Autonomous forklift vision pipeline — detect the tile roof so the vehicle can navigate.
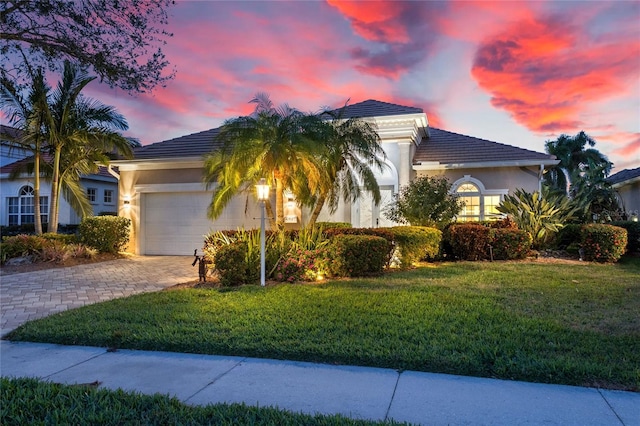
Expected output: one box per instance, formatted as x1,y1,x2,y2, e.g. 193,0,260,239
607,167,640,185
413,128,556,165
328,99,424,119
132,127,221,160
0,125,22,140
1,155,116,180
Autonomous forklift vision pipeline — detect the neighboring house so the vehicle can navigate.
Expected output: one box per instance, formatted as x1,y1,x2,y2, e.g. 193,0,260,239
607,167,640,220
0,127,120,228
110,99,559,255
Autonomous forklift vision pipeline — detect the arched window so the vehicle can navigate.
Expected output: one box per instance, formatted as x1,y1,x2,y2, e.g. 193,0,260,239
451,176,506,222
6,185,48,226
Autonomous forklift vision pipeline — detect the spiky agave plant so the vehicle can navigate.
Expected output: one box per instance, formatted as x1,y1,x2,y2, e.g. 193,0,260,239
496,188,578,249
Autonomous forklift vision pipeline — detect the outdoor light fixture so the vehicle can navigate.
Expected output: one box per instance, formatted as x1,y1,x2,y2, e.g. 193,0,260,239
123,196,131,207
256,178,270,287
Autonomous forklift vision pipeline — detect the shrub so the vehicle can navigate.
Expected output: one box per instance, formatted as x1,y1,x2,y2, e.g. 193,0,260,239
488,228,532,260
214,241,248,286
388,226,442,267
580,224,627,263
0,234,45,263
554,224,583,250
322,227,395,243
444,224,490,261
497,188,578,249
38,240,69,263
314,222,351,229
79,216,131,253
325,235,392,277
41,233,77,245
611,221,640,253
384,175,464,229
272,248,326,282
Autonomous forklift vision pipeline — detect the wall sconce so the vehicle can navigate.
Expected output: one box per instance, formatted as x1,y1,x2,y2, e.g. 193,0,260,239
123,196,131,208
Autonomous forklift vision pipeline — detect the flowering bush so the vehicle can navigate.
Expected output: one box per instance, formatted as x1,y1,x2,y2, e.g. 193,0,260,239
580,224,627,263
272,248,328,282
611,221,640,253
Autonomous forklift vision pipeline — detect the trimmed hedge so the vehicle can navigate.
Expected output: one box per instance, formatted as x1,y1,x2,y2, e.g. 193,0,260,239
611,221,640,253
314,222,351,229
79,216,131,254
322,227,395,243
441,222,533,261
444,223,491,261
325,235,392,277
580,224,627,263
488,228,532,260
554,224,583,250
389,226,442,266
214,241,248,286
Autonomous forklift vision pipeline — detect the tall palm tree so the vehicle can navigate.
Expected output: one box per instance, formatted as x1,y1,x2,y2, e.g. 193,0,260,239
1,68,50,234
35,61,133,233
305,105,387,227
544,131,613,196
204,93,325,229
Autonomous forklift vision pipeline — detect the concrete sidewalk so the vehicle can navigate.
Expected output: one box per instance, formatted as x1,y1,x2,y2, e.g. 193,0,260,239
1,340,638,425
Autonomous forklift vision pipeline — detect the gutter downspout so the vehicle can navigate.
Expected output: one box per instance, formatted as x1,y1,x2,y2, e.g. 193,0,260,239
107,164,120,180
538,164,544,194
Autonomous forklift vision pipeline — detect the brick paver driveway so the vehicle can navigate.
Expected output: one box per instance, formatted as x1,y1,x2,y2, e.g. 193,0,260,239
0,256,195,336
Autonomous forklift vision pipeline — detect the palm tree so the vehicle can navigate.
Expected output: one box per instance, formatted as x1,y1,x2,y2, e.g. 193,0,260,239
305,104,386,227
544,131,613,196
35,61,133,233
1,68,50,234
204,93,325,229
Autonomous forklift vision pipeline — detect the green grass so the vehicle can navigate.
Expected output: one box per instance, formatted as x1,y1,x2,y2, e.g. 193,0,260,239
0,378,407,425
6,258,640,391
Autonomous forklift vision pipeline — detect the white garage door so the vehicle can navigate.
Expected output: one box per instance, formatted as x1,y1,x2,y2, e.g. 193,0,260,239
143,192,259,255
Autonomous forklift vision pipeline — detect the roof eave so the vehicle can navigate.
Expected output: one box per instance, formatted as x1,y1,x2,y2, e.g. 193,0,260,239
110,156,204,171
611,175,640,188
413,159,559,171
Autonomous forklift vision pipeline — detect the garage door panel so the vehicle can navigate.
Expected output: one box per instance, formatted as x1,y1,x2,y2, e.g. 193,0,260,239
143,192,261,255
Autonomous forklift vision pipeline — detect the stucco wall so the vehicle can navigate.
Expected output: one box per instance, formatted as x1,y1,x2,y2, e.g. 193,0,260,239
616,181,640,218
415,166,541,194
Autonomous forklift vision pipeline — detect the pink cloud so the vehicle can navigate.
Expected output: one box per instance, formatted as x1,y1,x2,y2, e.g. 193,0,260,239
471,8,639,135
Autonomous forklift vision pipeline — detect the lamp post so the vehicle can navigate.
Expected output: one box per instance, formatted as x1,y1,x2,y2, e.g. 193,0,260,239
256,178,270,287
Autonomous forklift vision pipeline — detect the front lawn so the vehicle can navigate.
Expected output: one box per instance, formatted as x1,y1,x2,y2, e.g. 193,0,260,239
6,258,640,391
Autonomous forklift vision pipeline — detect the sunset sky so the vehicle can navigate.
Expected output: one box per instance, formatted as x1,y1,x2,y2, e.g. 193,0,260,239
86,0,639,173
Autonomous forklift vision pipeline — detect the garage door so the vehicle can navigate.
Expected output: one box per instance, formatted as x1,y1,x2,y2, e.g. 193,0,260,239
143,192,260,255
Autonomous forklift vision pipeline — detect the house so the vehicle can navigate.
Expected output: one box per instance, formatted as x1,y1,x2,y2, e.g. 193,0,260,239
110,99,559,255
0,126,120,229
607,167,640,220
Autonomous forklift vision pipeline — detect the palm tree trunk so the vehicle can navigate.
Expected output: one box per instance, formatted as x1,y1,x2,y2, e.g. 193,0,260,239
265,199,276,230
275,178,284,229
49,147,62,234
33,151,43,234
307,193,327,228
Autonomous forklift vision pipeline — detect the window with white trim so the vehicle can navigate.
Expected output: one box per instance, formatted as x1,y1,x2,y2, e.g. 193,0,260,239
452,176,506,222
6,185,48,226
104,189,114,204
87,188,97,203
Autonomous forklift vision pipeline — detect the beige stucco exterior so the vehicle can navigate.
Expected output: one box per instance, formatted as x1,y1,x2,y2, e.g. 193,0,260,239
112,110,556,255
614,179,640,219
